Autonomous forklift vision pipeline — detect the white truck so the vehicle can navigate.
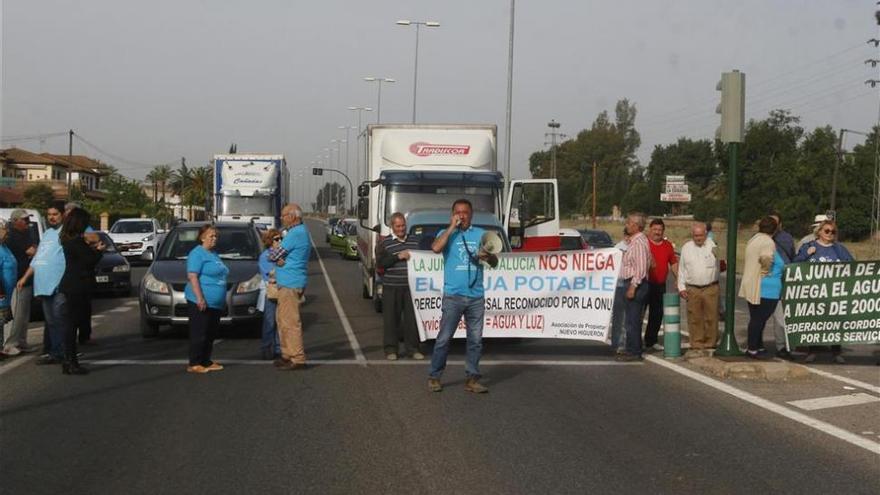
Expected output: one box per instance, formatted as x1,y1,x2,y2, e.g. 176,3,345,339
213,153,289,229
356,124,560,311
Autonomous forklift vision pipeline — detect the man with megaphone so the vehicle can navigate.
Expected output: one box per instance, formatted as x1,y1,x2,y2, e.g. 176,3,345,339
427,199,495,394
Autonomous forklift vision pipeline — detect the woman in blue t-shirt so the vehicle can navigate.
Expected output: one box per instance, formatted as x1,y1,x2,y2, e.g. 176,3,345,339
257,228,282,360
793,220,854,364
185,225,229,374
0,220,18,350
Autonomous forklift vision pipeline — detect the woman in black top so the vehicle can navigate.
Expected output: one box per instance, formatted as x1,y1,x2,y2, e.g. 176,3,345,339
58,208,104,375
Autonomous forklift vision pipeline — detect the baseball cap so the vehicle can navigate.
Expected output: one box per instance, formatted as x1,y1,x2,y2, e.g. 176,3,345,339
9,209,30,221
811,214,829,226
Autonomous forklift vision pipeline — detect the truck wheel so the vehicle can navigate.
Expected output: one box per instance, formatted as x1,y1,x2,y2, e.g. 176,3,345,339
140,311,159,338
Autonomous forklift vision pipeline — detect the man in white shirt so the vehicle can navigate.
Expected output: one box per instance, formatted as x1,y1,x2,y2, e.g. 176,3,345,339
677,223,720,349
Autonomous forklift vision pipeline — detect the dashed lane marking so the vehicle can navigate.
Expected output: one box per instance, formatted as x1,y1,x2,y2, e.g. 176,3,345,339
644,355,880,456
310,235,366,364
787,393,880,411
0,355,37,376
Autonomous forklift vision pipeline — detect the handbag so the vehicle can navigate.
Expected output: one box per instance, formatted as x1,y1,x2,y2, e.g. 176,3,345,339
266,281,279,301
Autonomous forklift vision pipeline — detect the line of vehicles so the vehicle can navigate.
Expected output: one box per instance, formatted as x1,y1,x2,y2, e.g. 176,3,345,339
0,123,612,337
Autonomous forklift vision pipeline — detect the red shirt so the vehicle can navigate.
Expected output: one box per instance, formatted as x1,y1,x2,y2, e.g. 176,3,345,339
648,239,678,284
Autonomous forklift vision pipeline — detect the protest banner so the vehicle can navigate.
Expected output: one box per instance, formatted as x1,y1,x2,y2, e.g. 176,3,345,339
407,249,622,342
782,261,880,348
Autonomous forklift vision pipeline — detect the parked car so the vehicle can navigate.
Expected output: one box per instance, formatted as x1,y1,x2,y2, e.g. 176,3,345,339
108,218,165,263
138,221,263,337
93,232,131,296
325,217,341,242
577,228,614,249
329,219,358,259
559,228,589,250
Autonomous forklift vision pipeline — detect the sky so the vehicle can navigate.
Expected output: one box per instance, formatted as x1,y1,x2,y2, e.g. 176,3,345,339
1,0,877,205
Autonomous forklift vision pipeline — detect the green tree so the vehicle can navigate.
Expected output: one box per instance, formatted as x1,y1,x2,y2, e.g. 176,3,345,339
21,183,55,211
645,138,717,215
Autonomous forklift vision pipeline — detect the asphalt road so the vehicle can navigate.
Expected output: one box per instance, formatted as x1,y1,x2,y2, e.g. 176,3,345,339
1,219,878,494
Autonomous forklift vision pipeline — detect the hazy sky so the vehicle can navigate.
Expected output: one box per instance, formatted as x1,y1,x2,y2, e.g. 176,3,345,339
1,0,877,204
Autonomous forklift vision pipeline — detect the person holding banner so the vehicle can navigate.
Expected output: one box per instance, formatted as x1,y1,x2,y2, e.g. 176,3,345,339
740,216,783,359
793,219,853,364
427,199,494,393
769,212,795,359
377,212,423,361
618,212,650,361
610,228,631,354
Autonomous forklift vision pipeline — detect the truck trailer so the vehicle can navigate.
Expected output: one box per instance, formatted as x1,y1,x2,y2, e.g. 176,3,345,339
213,153,288,229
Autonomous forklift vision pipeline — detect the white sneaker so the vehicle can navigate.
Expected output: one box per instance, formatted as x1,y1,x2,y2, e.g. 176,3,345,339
651,343,664,352
3,345,21,356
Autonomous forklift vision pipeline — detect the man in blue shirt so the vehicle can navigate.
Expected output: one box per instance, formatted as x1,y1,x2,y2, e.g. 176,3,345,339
428,199,494,394
270,204,311,370
18,202,66,364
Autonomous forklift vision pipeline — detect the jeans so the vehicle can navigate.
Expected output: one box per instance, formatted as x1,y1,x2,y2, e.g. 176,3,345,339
429,295,484,379
644,282,666,347
260,298,280,355
624,281,650,356
772,301,787,351
41,292,65,359
610,283,628,350
747,298,779,351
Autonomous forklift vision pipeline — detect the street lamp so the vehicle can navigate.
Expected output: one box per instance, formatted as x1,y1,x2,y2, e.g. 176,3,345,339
331,139,347,214
503,0,516,195
363,77,395,123
348,106,373,184
339,125,356,190
396,19,440,124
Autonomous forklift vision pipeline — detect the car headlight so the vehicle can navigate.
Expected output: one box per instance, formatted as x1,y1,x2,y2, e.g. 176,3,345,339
143,272,169,294
113,264,131,273
142,234,155,242
236,273,262,293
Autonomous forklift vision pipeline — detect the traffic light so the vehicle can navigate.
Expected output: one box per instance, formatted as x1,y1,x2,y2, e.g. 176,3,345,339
716,70,745,143
312,167,323,176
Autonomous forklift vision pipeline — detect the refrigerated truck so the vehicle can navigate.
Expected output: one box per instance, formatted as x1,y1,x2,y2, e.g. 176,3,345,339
355,124,560,310
213,153,288,229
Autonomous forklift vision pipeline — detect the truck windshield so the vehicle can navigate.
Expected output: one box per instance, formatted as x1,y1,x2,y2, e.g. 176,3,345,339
385,184,496,226
220,196,274,217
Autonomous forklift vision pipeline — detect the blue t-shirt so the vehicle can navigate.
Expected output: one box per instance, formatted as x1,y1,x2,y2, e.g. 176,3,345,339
275,223,311,289
258,249,274,281
184,245,229,309
438,226,486,298
32,226,65,297
760,251,784,300
794,241,854,263
0,244,18,309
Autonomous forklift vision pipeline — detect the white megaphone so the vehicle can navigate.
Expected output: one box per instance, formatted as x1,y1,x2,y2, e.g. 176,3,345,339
478,231,503,268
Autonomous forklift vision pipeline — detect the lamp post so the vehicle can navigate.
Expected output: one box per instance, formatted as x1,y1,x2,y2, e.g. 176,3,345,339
338,125,356,194
503,0,516,195
348,106,373,185
396,19,440,124
363,77,395,123
331,139,347,214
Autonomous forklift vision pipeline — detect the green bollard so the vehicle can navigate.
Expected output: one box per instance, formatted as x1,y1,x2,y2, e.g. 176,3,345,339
663,292,682,358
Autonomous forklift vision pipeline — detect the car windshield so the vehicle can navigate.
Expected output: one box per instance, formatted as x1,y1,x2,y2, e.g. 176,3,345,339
158,227,260,260
111,221,153,234
220,195,274,216
385,184,496,226
407,224,509,252
96,233,118,253
579,230,613,247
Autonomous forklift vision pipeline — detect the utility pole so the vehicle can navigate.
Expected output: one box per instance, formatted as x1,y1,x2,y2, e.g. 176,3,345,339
503,0,515,196
592,162,598,228
67,129,74,196
544,120,565,178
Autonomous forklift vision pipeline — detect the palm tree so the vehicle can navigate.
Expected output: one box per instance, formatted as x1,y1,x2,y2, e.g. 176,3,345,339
150,164,173,205
169,163,191,219
145,170,159,204
188,166,213,219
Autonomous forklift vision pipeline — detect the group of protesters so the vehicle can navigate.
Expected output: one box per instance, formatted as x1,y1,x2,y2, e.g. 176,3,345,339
609,210,855,363
0,202,103,375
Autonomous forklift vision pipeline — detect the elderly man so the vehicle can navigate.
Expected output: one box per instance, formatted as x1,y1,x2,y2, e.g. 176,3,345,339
376,212,423,360
677,223,721,350
3,209,37,355
618,212,650,361
270,204,312,370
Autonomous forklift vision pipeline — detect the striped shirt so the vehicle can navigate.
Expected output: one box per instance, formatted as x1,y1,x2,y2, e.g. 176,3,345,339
377,235,420,287
621,231,649,287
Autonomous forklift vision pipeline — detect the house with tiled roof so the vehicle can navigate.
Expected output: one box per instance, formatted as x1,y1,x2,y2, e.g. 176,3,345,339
0,147,110,205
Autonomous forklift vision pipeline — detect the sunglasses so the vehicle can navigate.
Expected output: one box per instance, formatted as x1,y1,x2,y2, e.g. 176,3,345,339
821,229,836,234
272,237,281,242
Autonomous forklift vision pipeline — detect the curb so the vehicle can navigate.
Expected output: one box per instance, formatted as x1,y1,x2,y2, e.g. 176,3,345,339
684,352,811,381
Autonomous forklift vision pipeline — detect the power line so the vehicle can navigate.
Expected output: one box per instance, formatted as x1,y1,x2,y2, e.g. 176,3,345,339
0,131,68,143
72,133,176,171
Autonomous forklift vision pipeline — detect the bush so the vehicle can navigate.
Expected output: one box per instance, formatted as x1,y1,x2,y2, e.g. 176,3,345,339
21,184,55,211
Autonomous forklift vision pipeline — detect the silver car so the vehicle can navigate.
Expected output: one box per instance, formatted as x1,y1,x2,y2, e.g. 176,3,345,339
138,222,264,337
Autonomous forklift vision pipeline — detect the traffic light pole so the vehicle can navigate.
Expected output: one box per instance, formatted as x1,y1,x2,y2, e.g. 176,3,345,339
715,141,743,356
313,167,354,214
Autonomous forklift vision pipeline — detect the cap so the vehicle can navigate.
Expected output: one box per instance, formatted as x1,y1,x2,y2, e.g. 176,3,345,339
9,209,29,221
811,214,829,226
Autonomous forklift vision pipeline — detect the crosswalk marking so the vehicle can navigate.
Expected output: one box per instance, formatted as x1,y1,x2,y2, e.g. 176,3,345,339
786,393,880,411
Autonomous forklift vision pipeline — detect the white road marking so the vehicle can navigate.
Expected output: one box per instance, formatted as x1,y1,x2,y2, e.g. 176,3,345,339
107,307,130,313
644,355,880,456
843,386,856,391
125,300,139,306
787,393,880,411
310,236,366,364
80,358,641,367
864,431,876,435
803,366,880,395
